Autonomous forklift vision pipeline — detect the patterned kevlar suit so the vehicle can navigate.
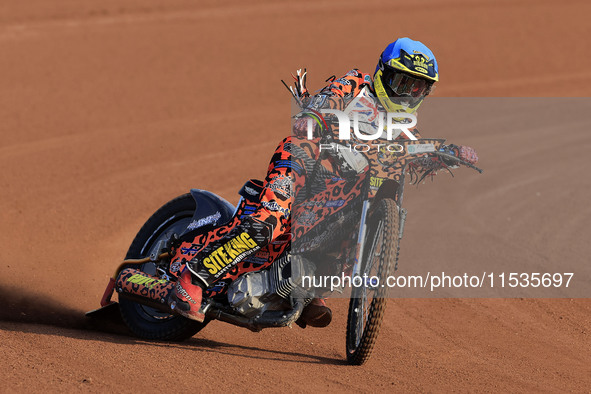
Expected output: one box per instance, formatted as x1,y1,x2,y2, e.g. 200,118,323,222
173,69,421,288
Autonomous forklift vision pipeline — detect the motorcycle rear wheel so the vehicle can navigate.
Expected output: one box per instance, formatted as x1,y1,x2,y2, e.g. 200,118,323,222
119,194,208,341
346,198,399,365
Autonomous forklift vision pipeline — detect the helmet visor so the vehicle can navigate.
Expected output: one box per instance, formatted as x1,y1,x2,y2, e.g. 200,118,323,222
382,68,434,99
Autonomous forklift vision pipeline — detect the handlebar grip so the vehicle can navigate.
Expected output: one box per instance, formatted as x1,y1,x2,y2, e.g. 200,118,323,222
435,152,483,173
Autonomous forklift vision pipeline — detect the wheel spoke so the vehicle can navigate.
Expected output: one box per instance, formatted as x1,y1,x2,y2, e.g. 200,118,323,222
135,218,192,322
354,217,386,347
346,199,398,364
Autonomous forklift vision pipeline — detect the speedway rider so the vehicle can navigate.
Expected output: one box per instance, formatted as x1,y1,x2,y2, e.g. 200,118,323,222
168,37,479,327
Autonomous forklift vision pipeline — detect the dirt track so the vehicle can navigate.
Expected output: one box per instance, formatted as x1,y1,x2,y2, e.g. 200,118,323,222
1,0,590,391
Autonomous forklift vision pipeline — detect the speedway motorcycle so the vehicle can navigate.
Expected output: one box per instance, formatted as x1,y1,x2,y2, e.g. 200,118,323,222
87,83,482,366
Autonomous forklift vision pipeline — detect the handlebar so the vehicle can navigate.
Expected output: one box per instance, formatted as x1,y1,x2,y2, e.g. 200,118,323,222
432,151,484,173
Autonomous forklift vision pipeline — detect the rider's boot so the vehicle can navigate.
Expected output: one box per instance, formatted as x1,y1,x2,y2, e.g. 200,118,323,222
169,270,333,328
296,297,332,328
168,268,206,322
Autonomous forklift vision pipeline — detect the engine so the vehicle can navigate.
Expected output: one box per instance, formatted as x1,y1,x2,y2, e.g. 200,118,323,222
227,254,316,318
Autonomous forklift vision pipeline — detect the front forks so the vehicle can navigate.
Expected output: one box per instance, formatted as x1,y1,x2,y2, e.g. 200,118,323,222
352,201,407,278
352,200,370,277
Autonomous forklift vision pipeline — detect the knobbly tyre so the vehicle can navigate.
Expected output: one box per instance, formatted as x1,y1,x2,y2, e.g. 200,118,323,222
87,87,482,367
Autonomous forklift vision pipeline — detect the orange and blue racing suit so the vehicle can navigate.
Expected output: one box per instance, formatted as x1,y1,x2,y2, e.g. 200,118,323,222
172,69,421,289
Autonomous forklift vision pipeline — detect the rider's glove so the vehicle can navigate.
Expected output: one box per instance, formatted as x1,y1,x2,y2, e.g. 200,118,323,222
459,145,478,164
293,116,313,138
293,113,321,138
440,144,479,165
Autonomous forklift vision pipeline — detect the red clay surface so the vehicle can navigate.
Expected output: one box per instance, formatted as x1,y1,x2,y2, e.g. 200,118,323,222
1,0,590,391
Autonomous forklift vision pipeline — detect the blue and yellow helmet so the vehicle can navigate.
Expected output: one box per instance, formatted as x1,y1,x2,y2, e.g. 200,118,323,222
374,38,438,114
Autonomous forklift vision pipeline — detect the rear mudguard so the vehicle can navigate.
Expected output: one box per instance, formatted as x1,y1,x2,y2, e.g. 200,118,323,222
180,189,236,238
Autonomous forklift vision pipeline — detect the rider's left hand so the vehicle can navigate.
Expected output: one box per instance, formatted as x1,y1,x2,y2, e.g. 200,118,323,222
459,145,478,164
293,116,316,138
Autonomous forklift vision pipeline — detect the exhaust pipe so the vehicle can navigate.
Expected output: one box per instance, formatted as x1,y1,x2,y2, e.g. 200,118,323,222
206,300,305,332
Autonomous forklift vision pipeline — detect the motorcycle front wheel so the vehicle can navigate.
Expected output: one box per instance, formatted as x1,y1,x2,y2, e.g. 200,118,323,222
118,194,209,341
346,198,399,365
